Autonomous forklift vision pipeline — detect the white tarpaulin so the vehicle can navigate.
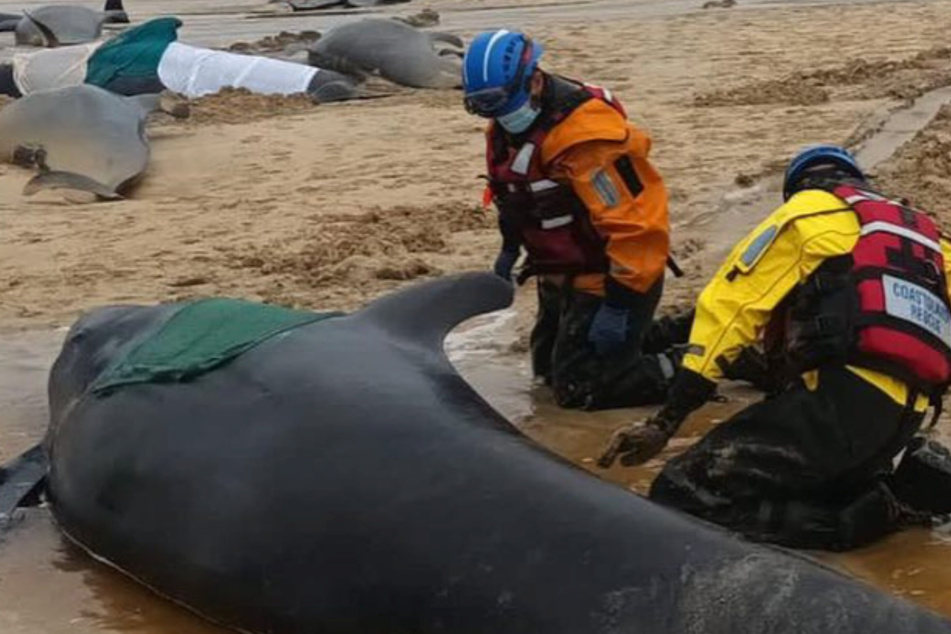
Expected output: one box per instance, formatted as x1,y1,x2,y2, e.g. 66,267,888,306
157,42,319,98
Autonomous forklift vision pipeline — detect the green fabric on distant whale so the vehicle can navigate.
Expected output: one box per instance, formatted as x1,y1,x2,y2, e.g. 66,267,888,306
85,17,180,87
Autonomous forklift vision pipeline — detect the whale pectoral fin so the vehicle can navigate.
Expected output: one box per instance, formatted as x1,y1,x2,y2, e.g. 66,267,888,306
355,272,514,350
0,443,47,531
23,11,60,47
308,51,370,80
23,171,122,200
428,31,464,50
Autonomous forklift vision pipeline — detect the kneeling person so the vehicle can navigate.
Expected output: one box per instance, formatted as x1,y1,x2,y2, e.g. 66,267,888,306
601,145,951,550
463,29,686,411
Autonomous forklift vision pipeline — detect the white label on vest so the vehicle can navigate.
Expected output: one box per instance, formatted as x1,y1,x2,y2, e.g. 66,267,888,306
882,274,951,346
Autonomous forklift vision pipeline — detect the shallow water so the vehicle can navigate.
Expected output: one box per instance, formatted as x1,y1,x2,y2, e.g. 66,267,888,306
0,510,230,634
854,85,951,171
0,329,63,463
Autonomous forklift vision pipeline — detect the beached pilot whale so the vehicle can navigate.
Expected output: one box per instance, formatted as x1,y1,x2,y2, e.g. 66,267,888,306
307,18,462,89
0,0,130,47
42,273,951,633
0,84,187,200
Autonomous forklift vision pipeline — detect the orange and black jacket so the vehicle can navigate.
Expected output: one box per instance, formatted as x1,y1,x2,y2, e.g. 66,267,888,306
485,75,671,305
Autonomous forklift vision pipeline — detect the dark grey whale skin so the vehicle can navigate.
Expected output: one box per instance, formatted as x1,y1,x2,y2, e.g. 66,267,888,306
44,272,951,634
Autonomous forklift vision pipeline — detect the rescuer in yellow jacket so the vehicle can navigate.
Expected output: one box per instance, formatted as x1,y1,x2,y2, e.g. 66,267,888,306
463,30,689,410
600,145,951,551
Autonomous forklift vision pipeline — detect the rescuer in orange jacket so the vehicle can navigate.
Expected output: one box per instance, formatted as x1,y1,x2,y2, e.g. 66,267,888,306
463,29,689,410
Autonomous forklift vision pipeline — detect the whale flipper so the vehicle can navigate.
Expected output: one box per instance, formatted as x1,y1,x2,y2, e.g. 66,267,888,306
0,444,47,532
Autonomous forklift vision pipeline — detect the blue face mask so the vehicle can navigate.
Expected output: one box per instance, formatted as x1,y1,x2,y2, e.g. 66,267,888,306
497,99,541,134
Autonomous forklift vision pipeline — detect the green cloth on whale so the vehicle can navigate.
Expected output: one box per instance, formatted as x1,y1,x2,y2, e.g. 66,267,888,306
91,298,342,393
85,17,181,88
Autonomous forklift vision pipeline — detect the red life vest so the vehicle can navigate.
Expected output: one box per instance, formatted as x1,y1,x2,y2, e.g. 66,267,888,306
784,183,951,394
840,184,951,390
484,77,626,277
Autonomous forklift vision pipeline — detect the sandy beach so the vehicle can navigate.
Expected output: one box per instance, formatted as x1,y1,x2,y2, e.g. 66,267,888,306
4,0,951,630
4,1,951,331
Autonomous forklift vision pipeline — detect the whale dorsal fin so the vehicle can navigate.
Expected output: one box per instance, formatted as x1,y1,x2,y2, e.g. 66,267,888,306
354,272,513,351
23,11,60,47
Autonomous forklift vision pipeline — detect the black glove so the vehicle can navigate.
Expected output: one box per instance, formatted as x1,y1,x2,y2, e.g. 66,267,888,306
493,249,519,281
598,369,717,468
657,368,718,423
722,346,786,394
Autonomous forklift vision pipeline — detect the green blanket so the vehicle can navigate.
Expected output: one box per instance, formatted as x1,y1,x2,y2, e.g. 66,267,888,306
91,298,342,393
85,17,181,88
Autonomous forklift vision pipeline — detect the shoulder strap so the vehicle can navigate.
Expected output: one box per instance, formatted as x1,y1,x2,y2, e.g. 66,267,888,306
537,75,594,131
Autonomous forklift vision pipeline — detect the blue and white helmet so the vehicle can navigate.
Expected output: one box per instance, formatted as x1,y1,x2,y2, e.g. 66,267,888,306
783,144,865,200
463,29,544,118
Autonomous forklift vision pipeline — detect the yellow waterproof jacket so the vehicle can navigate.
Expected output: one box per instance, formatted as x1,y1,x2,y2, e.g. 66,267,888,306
684,188,951,409
533,98,671,296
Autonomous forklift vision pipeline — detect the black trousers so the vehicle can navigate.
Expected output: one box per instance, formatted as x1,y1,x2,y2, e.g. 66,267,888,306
650,366,924,551
530,279,686,410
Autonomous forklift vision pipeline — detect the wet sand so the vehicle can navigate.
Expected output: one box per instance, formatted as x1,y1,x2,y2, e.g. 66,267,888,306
4,0,951,630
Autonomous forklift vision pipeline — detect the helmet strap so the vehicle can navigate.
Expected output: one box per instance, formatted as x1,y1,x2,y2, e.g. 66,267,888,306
795,165,867,195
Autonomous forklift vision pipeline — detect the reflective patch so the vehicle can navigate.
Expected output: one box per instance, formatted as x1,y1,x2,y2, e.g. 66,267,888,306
883,274,951,345
541,215,573,229
658,353,675,380
844,190,887,205
511,143,535,175
738,225,779,271
592,169,620,207
530,179,559,192
860,221,941,253
686,344,706,357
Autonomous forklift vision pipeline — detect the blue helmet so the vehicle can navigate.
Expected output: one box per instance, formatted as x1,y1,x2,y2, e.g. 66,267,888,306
783,144,865,201
463,30,544,118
